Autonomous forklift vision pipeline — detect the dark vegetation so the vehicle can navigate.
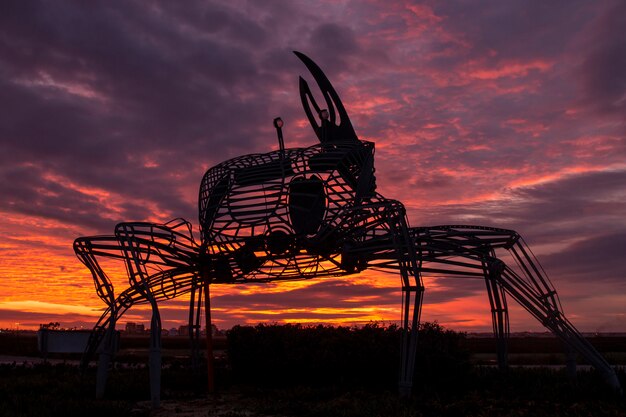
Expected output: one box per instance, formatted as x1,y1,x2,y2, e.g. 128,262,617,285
227,322,470,391
1,324,625,416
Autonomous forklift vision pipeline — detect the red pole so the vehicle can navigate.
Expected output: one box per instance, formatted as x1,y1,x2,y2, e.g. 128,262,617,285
204,282,215,394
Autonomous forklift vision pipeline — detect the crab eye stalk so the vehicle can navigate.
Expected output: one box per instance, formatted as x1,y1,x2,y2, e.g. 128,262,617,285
318,109,330,142
273,117,285,155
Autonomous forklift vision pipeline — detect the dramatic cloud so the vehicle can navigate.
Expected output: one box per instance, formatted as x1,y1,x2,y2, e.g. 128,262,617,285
1,0,624,332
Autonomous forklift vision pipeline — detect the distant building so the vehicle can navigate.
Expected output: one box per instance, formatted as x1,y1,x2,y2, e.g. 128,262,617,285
125,322,145,334
163,324,221,337
178,325,190,337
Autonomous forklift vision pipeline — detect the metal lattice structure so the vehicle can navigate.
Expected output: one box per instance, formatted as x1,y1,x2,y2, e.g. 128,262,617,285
75,52,622,405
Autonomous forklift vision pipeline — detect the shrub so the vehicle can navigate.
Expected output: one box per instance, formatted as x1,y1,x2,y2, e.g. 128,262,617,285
226,322,469,389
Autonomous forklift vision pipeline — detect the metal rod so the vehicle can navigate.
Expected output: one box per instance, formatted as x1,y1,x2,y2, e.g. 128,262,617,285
204,282,215,394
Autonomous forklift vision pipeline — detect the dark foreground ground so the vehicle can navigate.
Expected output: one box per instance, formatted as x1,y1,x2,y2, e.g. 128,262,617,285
1,324,625,417
1,363,625,417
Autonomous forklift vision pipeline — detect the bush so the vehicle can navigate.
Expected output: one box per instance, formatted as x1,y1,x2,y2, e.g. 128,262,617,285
413,322,471,391
227,322,469,389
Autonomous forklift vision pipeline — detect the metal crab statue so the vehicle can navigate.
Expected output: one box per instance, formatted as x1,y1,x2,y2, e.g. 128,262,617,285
75,52,621,405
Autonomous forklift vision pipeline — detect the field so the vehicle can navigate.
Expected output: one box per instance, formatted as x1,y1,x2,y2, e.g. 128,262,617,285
1,324,625,416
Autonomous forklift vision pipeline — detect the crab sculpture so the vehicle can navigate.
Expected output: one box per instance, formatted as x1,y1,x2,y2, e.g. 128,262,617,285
75,52,621,405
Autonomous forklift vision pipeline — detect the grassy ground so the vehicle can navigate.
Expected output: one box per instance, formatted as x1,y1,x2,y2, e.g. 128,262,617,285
0,363,140,417
1,363,625,417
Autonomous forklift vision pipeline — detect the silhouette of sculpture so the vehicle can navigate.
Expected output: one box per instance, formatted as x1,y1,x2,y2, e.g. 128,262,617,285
75,52,621,405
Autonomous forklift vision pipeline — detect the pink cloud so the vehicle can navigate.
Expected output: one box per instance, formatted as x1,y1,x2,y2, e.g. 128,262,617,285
0,0,624,334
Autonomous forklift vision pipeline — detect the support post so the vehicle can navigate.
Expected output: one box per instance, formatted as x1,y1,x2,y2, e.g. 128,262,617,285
188,282,203,374
484,259,510,370
204,282,215,394
399,283,422,397
96,319,116,399
148,308,162,408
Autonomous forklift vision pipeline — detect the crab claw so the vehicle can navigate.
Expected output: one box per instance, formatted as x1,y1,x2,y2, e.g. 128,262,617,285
294,51,359,143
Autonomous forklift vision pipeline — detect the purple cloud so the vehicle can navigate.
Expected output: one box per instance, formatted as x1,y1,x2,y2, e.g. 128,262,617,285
0,0,624,332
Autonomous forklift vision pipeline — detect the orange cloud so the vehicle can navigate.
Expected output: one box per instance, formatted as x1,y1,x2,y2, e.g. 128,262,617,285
465,59,554,80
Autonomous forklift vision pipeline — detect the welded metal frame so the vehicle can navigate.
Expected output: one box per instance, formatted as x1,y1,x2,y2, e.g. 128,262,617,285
75,52,621,405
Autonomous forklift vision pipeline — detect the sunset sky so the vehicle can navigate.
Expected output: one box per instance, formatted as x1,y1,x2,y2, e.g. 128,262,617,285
1,1,625,333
